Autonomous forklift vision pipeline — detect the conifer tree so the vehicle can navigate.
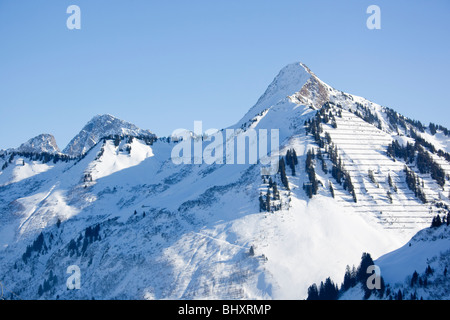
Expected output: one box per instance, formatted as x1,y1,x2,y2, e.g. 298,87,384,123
266,188,271,212
278,158,289,190
425,265,433,276
329,182,335,198
114,135,121,147
292,149,298,165
272,182,279,200
350,188,357,203
318,277,339,300
429,123,437,135
387,191,393,204
259,193,266,212
368,169,378,187
286,149,296,176
356,252,375,284
388,173,394,188
431,215,442,228
290,162,296,176
306,284,319,300
411,271,419,287
342,265,355,291
305,150,319,197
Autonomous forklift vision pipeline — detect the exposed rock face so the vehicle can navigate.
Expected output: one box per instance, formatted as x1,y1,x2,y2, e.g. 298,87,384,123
63,114,156,156
17,134,60,154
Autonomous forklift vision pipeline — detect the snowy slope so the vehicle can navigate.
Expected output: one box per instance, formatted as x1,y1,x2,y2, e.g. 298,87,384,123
0,62,449,300
337,223,450,300
377,224,450,286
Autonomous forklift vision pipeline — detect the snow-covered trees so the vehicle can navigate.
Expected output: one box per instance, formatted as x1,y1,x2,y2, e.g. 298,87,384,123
22,232,47,263
306,252,385,300
306,277,339,300
387,191,393,204
304,149,319,198
329,182,335,198
81,224,101,254
387,133,446,189
259,150,297,212
387,140,415,163
259,193,266,212
416,147,446,188
285,149,298,176
430,215,443,228
278,158,289,191
368,169,379,187
429,123,437,135
265,188,271,212
388,173,393,188
317,149,328,174
342,265,357,291
404,166,427,203
37,270,58,297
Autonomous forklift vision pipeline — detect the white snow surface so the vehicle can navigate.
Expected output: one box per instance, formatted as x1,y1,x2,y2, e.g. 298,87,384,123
376,225,450,285
0,62,449,300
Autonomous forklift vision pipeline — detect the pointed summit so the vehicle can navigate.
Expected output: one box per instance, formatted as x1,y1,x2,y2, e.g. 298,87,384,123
235,62,330,128
255,62,314,109
63,114,156,157
17,134,60,154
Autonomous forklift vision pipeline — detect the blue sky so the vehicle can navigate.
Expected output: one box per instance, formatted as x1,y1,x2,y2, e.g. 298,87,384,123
0,0,449,150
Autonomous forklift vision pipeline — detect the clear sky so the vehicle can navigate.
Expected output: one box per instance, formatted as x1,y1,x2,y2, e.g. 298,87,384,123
0,0,449,150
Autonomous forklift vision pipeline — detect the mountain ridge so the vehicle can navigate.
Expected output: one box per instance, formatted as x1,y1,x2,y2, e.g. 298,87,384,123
62,114,157,157
0,61,449,300
17,133,60,154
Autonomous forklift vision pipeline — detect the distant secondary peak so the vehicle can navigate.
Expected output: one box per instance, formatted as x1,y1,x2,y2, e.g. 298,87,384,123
62,114,156,157
17,134,60,154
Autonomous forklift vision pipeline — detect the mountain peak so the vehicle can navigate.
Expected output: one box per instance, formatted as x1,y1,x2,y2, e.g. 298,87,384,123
17,133,60,154
257,62,314,105
62,114,156,157
279,61,314,76
90,113,117,122
234,62,326,128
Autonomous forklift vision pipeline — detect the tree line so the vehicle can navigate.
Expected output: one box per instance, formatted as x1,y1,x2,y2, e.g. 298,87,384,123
307,252,385,300
259,149,297,212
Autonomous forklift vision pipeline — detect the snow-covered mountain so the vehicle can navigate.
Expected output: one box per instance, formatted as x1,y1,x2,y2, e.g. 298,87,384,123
62,114,156,157
0,62,449,300
235,62,327,130
0,134,60,155
310,221,450,300
16,134,60,154
375,221,450,300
